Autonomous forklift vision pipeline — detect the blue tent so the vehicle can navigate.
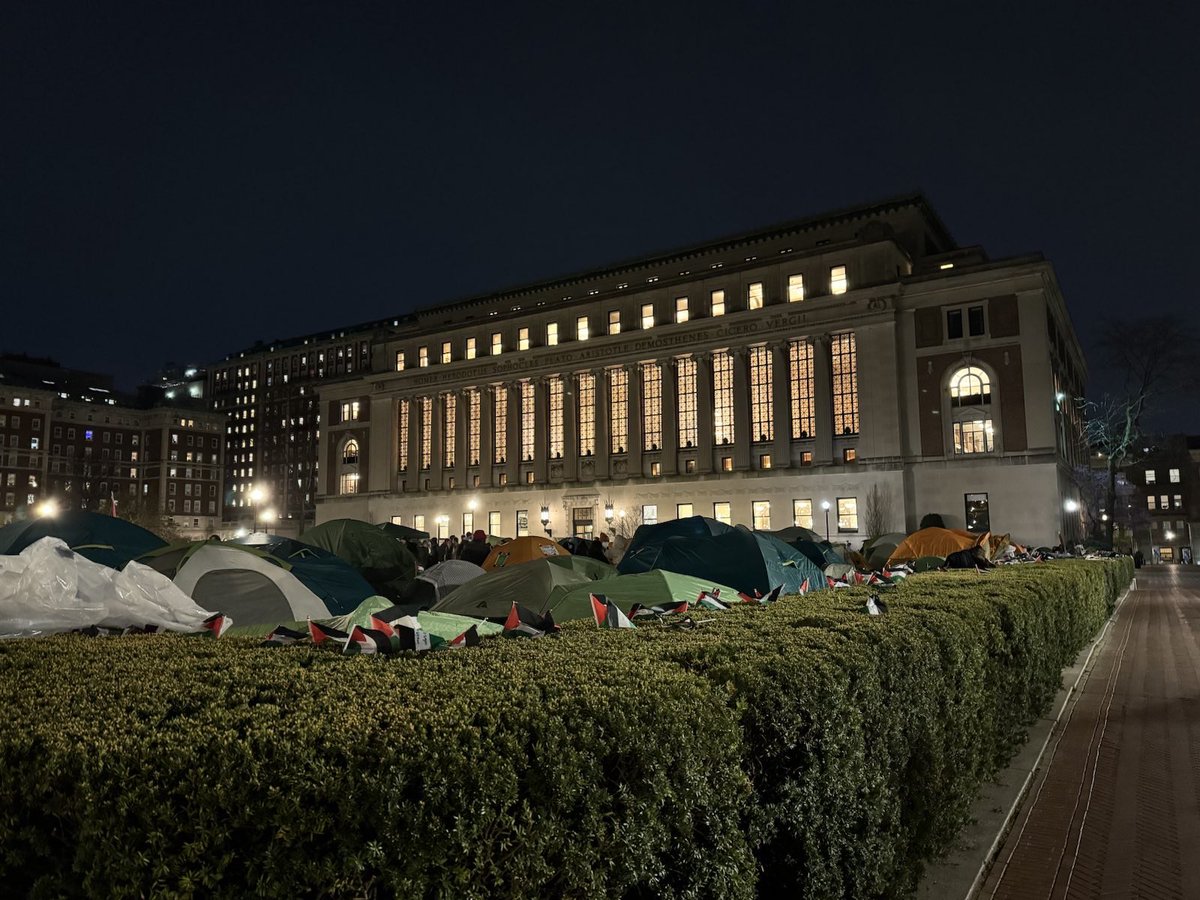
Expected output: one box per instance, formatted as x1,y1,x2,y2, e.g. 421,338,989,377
228,534,377,615
0,509,166,570
618,516,825,595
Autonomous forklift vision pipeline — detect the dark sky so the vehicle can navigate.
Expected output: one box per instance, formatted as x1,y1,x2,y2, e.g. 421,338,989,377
3,2,1197,425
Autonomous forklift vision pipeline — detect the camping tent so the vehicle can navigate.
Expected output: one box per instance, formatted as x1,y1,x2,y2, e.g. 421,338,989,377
767,525,825,545
226,534,377,612
0,509,167,571
433,556,614,619
331,596,504,640
397,559,486,609
169,543,344,624
619,517,825,595
862,532,908,569
886,528,989,565
482,535,569,571
788,539,846,570
545,570,743,622
298,519,417,595
377,522,430,541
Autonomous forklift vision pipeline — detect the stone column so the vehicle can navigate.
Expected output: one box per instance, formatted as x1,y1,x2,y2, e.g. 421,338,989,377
626,363,643,476
661,357,679,475
505,382,521,486
594,369,610,479
367,395,392,493
563,374,578,482
429,393,444,489
534,376,549,483
771,342,792,468
695,352,714,475
812,335,834,465
731,347,752,470
454,389,468,489
405,397,422,494
478,385,494,488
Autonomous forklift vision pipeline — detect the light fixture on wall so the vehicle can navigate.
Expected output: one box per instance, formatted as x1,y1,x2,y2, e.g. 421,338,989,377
604,500,614,524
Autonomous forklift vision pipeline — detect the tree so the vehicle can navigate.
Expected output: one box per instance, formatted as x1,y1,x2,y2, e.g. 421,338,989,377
1080,316,1193,547
111,497,183,543
862,484,893,539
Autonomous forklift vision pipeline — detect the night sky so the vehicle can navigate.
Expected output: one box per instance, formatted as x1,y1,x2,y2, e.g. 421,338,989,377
3,2,1197,427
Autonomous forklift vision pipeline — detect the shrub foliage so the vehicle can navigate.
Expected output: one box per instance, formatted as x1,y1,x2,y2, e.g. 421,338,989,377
0,559,1130,898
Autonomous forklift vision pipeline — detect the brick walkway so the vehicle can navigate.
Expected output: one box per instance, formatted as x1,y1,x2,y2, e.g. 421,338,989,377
979,566,1200,900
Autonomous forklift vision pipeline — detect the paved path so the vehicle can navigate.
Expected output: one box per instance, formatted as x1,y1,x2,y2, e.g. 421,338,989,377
979,566,1200,900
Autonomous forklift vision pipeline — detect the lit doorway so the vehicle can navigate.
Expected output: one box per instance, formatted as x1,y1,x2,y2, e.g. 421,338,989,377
573,507,594,538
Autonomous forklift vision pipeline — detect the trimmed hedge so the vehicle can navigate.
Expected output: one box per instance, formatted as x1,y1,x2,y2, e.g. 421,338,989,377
0,559,1131,898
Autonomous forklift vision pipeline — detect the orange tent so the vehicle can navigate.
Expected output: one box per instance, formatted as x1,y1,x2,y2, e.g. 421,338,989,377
482,535,569,571
887,527,990,564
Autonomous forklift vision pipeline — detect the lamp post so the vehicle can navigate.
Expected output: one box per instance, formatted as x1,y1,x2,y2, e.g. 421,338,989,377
260,509,276,534
35,499,59,519
249,486,265,533
821,500,831,541
540,505,551,537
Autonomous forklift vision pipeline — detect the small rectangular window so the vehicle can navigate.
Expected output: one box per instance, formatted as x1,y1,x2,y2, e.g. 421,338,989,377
1160,495,1169,509
641,304,655,330
711,290,725,317
441,341,452,364
1169,468,1180,483
947,310,964,340
677,502,693,519
793,499,813,529
491,332,503,355
713,501,732,525
1147,496,1156,510
830,265,848,295
466,337,477,360
843,447,856,463
759,453,772,469
787,274,805,303
836,497,858,532
965,493,991,532
800,451,813,466
576,316,589,341
1173,494,1183,509
1145,469,1157,484
546,323,559,346
650,461,661,476
968,306,985,336
675,297,689,323
641,504,658,525
721,456,733,472
519,328,530,351
752,500,771,530
748,282,764,310
419,346,429,368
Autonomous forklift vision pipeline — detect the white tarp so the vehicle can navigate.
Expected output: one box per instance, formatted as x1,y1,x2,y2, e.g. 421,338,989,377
0,537,217,638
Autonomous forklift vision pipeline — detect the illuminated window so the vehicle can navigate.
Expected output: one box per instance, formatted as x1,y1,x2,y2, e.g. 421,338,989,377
493,387,508,463
793,499,813,529
419,397,432,469
340,401,360,422
789,340,815,439
609,368,629,453
760,454,772,468
641,303,655,330
462,512,474,534
711,290,725,316
397,400,409,471
414,514,425,533
748,282,764,310
520,382,535,462
518,328,530,352
441,341,452,364
608,310,621,335
642,504,658,525
830,265,848,295
419,346,429,368
488,510,501,534
713,352,735,446
788,274,805,303
1147,495,1156,511
1170,468,1181,483
949,367,991,406
953,421,994,454
831,332,859,435
546,323,559,346
576,316,589,341
467,390,480,465
750,346,773,442
466,337,477,360
677,357,698,449
491,332,503,356
342,439,359,464
675,297,689,323
548,376,564,458
713,501,732,525
642,363,662,451
443,394,456,468
339,473,359,494
685,459,696,474
516,509,529,537
650,461,661,476
677,502,694,519
752,500,771,530
578,373,595,457
1145,469,1158,484
837,497,858,531
948,366,993,454
395,351,406,371
843,448,856,463
1174,494,1183,509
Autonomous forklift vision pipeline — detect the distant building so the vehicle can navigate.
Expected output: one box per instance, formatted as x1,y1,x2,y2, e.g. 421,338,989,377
1124,435,1199,563
0,354,224,539
291,194,1088,548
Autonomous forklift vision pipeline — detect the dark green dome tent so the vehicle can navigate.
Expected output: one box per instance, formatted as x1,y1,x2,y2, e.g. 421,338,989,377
0,509,166,570
299,518,417,598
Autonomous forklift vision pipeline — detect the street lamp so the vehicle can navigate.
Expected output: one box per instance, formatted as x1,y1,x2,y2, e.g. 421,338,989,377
35,499,58,518
249,485,267,533
1064,499,1079,513
540,505,552,537
260,509,276,533
821,500,831,540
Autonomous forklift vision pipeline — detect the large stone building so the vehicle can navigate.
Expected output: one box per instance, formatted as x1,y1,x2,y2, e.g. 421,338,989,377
0,355,225,539
309,194,1087,548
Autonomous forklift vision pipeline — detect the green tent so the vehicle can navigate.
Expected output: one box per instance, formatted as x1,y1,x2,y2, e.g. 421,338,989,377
299,518,417,596
328,596,503,640
377,522,429,541
0,509,166,570
546,570,743,622
432,555,614,619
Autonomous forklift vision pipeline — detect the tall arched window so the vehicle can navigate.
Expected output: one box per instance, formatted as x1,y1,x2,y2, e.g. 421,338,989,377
947,366,994,454
339,438,360,493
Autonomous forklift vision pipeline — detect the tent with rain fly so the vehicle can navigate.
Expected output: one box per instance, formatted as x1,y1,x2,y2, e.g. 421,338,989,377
298,518,417,595
396,559,486,610
886,527,990,565
226,534,377,612
545,570,743,622
0,509,167,571
786,539,846,570
377,522,430,541
766,525,825,545
557,536,609,562
862,532,908,569
433,555,614,619
618,516,825,595
167,543,352,625
482,535,569,571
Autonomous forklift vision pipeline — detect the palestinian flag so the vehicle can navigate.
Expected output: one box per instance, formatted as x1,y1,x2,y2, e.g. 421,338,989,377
449,625,481,648
695,591,730,611
762,585,782,603
395,623,432,652
737,589,767,605
308,620,349,646
798,578,811,595
503,602,556,638
865,594,889,616
590,594,635,629
368,615,398,638
629,599,689,618
262,624,308,647
201,612,231,638
852,570,865,585
343,625,395,655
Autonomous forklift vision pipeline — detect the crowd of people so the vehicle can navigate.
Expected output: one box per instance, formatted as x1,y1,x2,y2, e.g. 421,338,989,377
406,531,616,570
